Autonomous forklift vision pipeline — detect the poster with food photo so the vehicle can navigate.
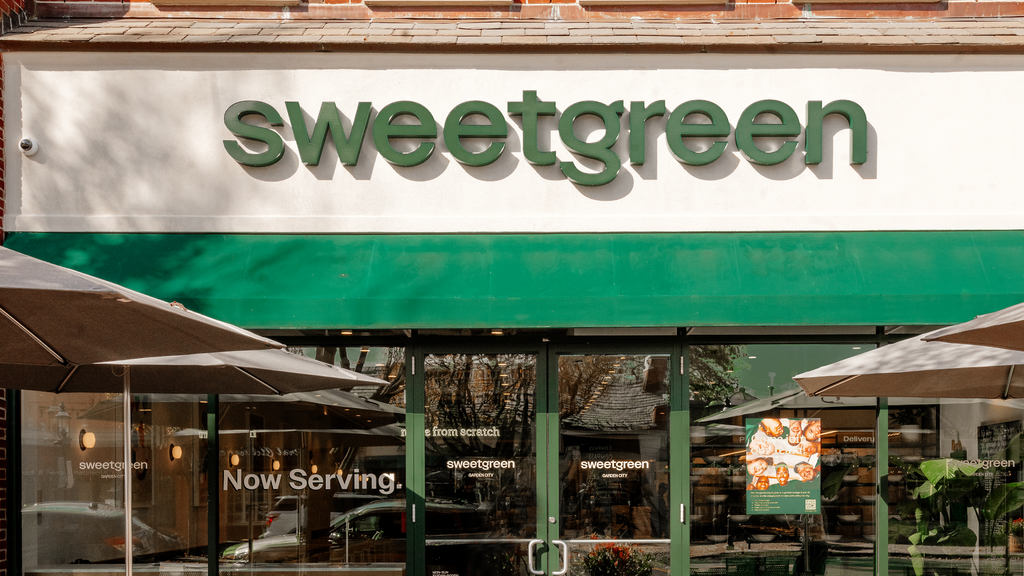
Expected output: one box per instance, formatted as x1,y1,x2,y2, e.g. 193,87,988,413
745,417,821,515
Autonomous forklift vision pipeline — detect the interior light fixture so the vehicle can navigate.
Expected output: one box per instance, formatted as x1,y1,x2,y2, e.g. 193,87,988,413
341,330,353,335
491,329,503,335
79,430,96,451
272,460,281,471
311,464,318,474
169,444,182,461
230,454,240,467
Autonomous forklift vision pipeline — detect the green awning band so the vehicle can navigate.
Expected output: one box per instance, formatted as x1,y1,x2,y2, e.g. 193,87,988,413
5,231,1024,330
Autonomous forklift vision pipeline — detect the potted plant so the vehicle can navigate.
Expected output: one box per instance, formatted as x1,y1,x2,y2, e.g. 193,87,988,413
1004,519,1024,553
890,408,929,444
582,541,653,576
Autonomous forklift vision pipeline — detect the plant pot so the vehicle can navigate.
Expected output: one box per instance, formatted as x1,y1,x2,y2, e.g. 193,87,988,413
899,425,922,444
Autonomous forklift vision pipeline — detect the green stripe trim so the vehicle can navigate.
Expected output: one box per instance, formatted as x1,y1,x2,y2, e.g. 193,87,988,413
5,231,1024,329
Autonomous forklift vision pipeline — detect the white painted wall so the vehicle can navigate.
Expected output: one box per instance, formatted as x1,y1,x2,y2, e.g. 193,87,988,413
5,52,1024,234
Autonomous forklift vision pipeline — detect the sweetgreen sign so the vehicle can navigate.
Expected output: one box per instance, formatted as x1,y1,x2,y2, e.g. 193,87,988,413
223,91,867,187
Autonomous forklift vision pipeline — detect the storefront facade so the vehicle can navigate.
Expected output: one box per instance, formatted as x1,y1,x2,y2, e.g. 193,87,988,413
5,23,1024,576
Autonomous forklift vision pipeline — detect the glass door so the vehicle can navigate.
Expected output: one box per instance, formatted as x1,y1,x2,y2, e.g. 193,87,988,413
417,350,545,576
553,352,676,576
411,345,682,576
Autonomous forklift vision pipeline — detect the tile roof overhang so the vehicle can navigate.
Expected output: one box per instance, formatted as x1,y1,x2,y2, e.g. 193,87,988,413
6,17,1024,52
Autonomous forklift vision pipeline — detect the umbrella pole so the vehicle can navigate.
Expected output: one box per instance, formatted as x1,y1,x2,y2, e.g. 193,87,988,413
124,368,133,576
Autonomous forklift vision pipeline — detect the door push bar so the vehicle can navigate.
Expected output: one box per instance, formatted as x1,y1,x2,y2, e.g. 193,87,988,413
552,541,569,576
527,540,570,576
527,540,544,575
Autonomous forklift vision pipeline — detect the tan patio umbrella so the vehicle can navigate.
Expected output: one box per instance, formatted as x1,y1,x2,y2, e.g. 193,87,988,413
794,331,1024,399
923,302,1024,352
0,247,362,576
0,246,283,366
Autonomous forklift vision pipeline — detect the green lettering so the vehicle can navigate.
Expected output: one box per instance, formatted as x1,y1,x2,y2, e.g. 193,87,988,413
507,90,557,166
223,101,285,168
628,101,667,165
558,100,625,187
443,101,508,167
286,101,371,166
373,101,437,167
735,100,801,166
805,100,868,165
666,100,730,166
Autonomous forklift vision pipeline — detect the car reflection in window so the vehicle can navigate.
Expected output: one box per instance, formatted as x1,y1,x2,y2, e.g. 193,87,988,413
222,500,485,565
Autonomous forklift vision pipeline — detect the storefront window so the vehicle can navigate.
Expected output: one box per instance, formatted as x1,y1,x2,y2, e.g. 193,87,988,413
218,346,406,573
887,399,1024,576
21,391,207,573
690,344,874,576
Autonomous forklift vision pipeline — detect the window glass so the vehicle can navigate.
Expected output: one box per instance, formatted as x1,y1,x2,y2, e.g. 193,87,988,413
21,391,206,572
423,353,537,576
887,399,1024,576
690,344,874,576
218,346,406,572
560,354,671,576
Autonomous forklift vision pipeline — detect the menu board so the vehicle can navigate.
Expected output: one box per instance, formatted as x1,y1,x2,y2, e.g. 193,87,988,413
745,417,822,515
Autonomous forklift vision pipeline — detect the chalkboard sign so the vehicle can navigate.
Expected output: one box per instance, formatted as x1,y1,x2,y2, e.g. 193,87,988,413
979,420,1023,463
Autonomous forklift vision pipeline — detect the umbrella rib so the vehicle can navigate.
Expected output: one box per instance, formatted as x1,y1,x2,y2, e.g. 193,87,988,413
813,374,860,396
0,303,67,365
55,365,79,394
1004,365,1016,400
233,366,282,395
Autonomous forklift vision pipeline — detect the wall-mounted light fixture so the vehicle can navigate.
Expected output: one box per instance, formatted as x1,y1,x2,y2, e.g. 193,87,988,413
230,453,240,467
311,464,318,474
272,459,281,471
169,444,183,461
79,429,96,451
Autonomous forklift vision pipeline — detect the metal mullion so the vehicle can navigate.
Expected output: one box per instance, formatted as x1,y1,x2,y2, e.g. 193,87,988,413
207,394,219,576
540,346,558,574
407,347,426,576
876,398,889,576
670,343,689,576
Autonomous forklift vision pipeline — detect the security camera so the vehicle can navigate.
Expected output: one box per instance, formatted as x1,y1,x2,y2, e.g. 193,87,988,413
20,138,39,156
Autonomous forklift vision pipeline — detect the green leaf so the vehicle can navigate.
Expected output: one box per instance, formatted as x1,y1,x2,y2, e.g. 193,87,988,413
920,458,981,484
822,469,848,499
913,481,937,499
984,482,1024,521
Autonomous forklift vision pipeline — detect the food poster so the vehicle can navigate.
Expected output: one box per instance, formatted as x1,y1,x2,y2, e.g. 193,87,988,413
745,417,821,515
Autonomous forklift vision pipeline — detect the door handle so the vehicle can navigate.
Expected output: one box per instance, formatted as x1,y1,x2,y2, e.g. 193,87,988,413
526,539,544,576
552,540,569,576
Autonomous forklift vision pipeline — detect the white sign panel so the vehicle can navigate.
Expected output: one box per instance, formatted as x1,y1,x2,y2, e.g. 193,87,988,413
6,52,1024,234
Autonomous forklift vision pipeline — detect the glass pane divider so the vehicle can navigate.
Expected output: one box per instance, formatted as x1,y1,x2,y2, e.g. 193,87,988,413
407,347,426,576
672,343,689,576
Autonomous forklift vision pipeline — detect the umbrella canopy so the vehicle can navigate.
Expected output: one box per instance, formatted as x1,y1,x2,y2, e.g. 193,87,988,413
0,246,282,367
923,302,1024,352
1,349,385,394
794,333,1024,399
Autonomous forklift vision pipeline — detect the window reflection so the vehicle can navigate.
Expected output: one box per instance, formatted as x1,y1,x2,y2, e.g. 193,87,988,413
888,400,1024,576
560,354,671,576
22,392,206,571
218,346,407,572
691,345,874,576
423,353,538,576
